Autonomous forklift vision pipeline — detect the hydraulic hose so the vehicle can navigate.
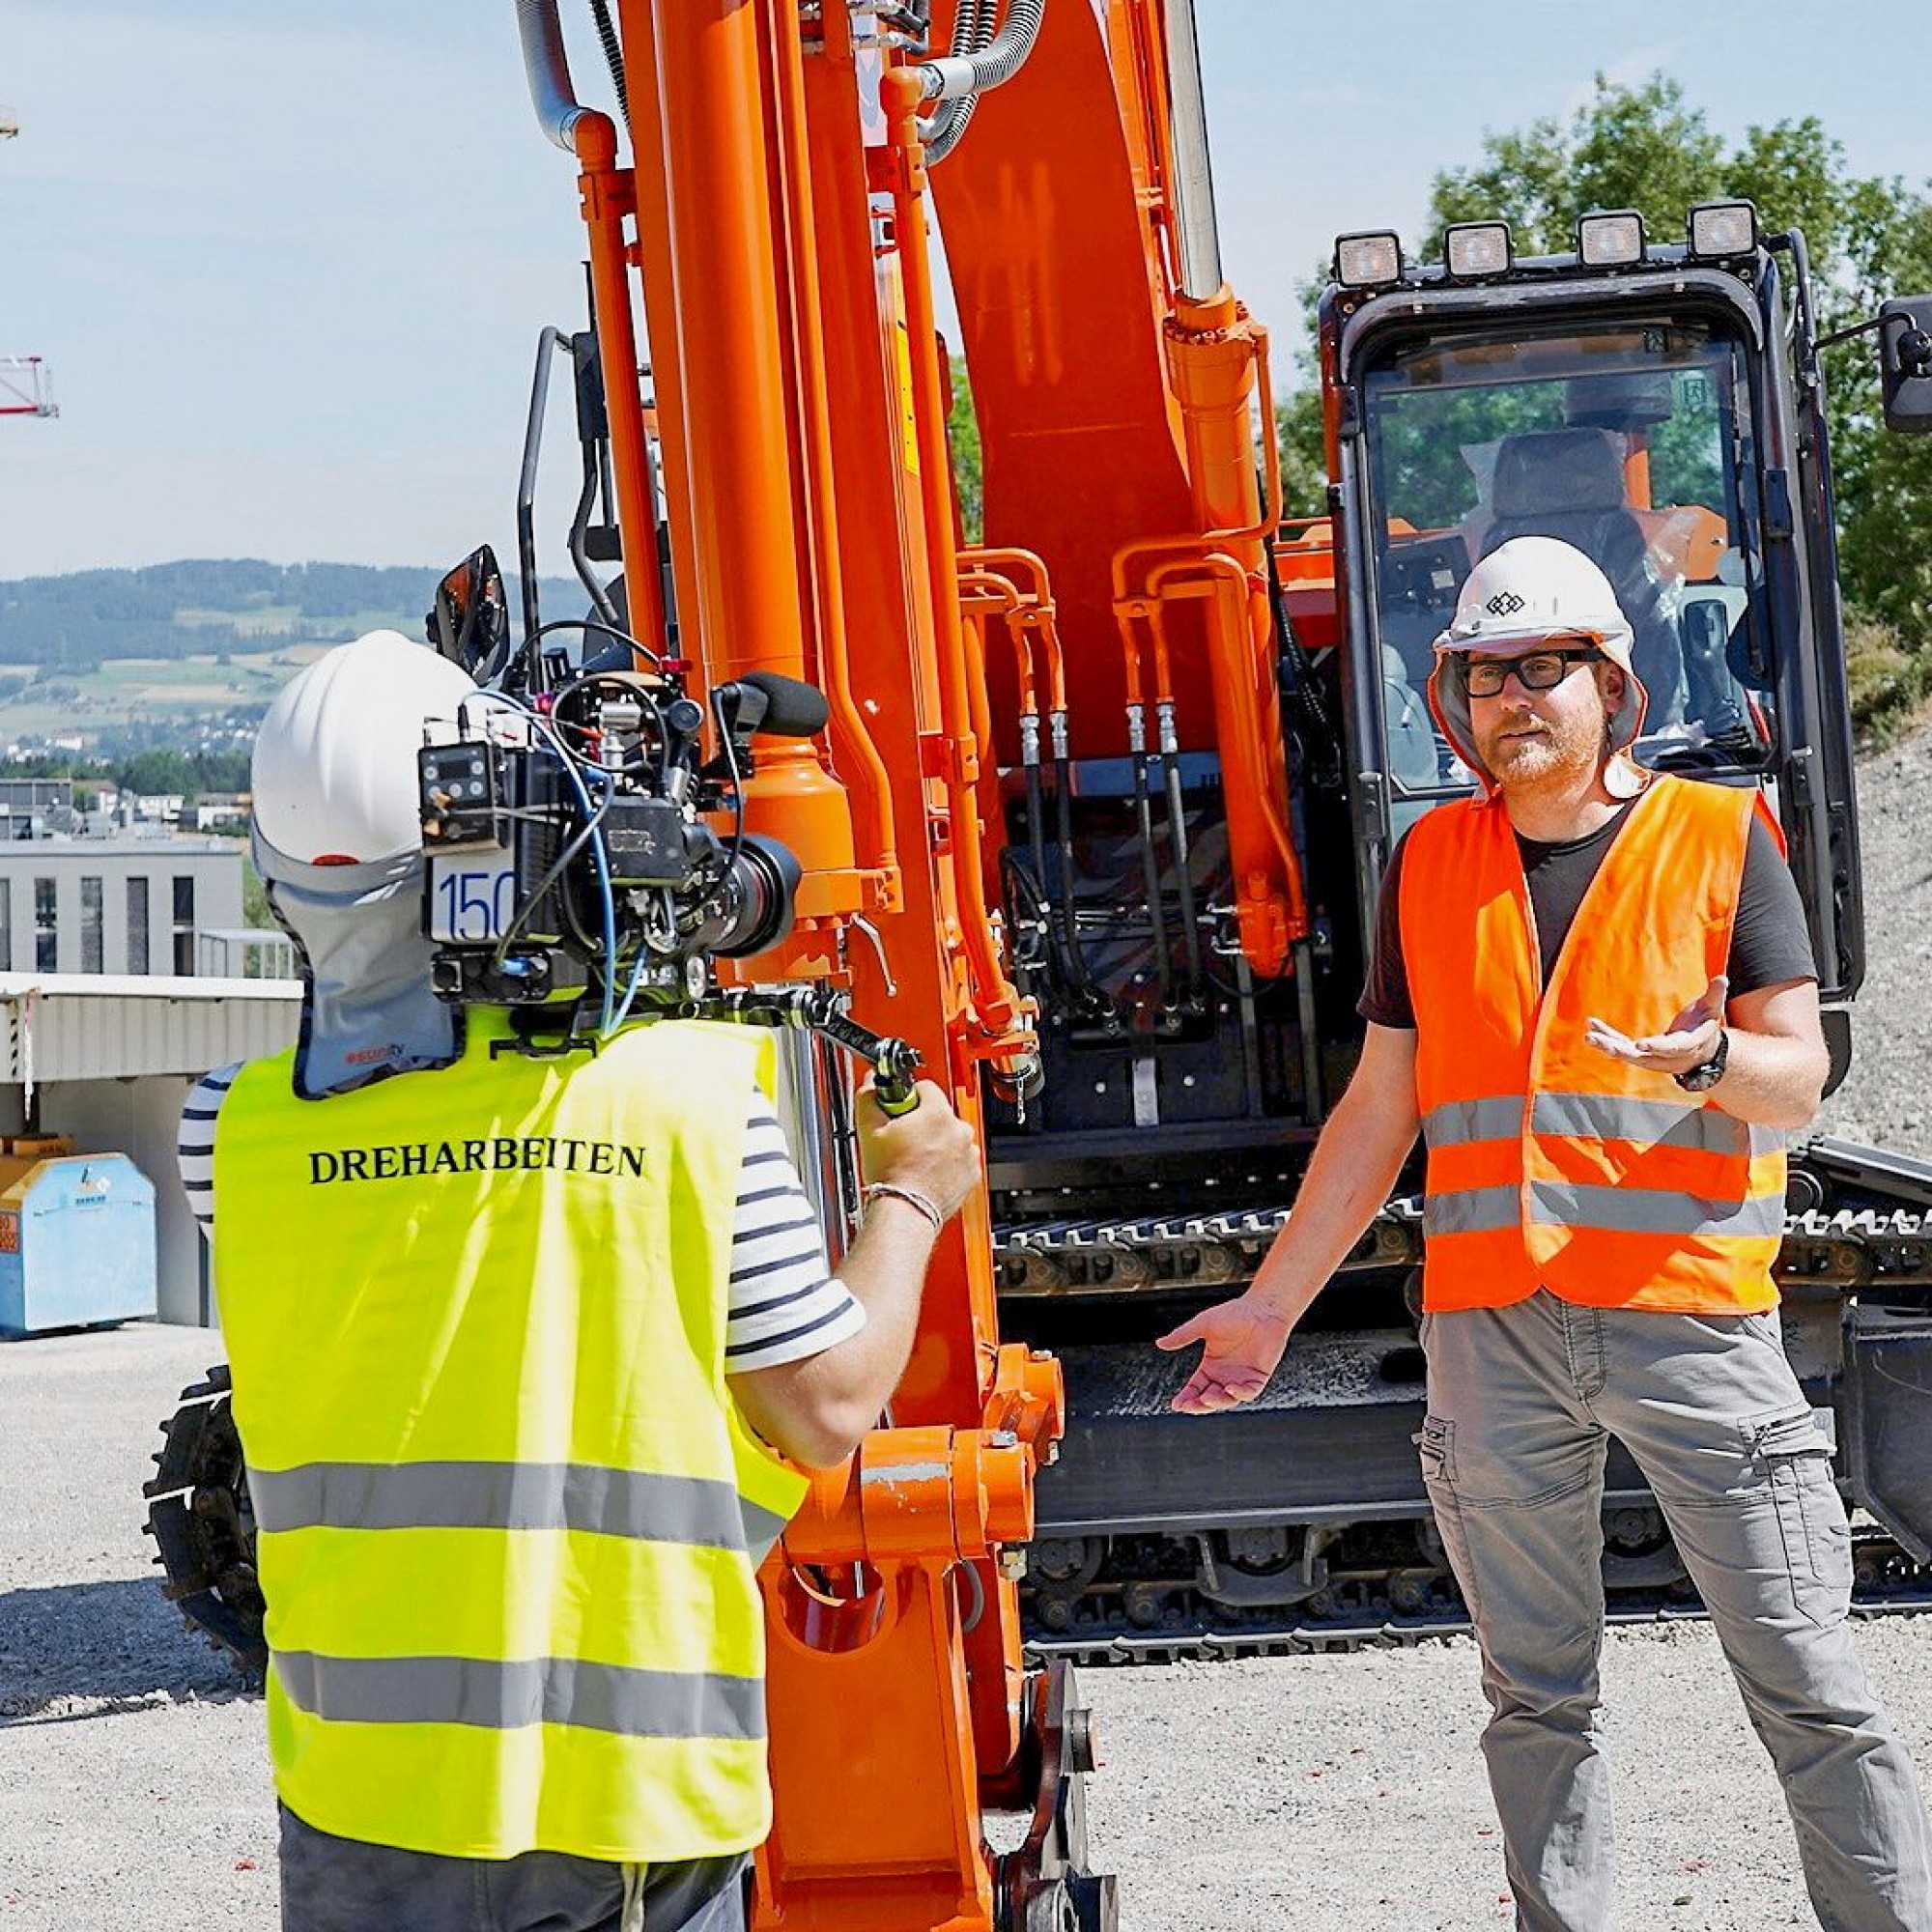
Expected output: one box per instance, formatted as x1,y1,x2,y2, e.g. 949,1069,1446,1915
1158,703,1206,1005
921,0,994,163
586,0,630,137
916,0,1045,104
1127,703,1177,1013
516,0,594,155
1046,714,1109,1010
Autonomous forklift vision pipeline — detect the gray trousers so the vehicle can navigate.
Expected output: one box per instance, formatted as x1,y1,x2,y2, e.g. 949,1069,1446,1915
1420,1292,1932,1932
278,1804,750,1932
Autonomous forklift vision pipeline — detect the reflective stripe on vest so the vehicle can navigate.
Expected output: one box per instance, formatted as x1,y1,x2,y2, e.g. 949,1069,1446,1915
250,1461,793,1568
273,1650,765,1742
214,1010,809,1862
1402,776,1787,1315
1423,1092,1778,1158
1424,1179,1786,1241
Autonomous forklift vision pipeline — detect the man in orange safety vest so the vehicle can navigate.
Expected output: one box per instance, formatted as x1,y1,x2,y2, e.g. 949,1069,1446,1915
1159,536,1932,1932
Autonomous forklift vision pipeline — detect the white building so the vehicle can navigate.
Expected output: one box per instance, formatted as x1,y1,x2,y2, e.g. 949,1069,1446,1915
0,839,245,977
182,794,250,833
0,778,78,839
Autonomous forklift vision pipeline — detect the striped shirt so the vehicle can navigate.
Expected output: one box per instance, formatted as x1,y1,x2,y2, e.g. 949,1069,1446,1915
179,1064,863,1375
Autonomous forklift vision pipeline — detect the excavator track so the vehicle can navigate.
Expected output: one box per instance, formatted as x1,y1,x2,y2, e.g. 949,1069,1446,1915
1022,1533,1932,1667
998,1171,1932,1665
995,1198,1932,1304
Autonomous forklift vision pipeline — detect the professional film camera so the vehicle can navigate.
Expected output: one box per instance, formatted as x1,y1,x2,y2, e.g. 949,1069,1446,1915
418,544,920,1101
417,548,813,1009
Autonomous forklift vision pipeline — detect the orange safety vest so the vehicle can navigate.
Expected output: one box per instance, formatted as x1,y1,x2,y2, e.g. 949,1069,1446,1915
1401,774,1787,1315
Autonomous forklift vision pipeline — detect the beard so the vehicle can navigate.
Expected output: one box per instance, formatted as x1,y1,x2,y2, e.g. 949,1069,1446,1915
1476,703,1605,791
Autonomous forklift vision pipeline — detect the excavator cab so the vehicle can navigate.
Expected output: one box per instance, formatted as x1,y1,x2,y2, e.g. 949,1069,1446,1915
1316,208,1932,1571
1321,206,1865,1036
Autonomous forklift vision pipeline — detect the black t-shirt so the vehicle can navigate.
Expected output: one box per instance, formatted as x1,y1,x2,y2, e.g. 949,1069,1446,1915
1357,798,1818,1030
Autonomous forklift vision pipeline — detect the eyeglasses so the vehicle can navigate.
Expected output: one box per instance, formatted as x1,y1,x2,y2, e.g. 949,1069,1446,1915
1459,646,1604,698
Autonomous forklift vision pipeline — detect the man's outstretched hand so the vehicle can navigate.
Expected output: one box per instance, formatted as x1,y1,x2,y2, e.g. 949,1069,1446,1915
1155,1295,1295,1414
1586,973,1728,1078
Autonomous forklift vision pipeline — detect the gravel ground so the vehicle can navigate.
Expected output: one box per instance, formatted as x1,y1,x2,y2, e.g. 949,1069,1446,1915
0,1327,276,1930
1815,724,1932,1158
6,1328,1932,1932
2,724,1930,1932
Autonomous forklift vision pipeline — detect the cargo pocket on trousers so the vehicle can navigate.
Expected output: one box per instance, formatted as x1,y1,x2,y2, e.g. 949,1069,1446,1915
1414,1414,1482,1626
1413,1413,1456,1487
1749,1408,1853,1629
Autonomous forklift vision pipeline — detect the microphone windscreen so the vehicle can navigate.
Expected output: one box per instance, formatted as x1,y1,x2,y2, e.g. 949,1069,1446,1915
740,670,830,737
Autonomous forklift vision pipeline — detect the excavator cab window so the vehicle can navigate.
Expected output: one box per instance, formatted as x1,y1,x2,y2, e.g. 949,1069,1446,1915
1357,319,1777,823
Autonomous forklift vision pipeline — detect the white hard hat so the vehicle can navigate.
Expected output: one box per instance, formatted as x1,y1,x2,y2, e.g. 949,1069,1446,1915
1435,535,1634,661
1427,537,1647,791
252,630,476,865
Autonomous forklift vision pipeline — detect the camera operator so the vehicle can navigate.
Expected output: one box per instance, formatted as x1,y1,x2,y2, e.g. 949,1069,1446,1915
180,629,980,1932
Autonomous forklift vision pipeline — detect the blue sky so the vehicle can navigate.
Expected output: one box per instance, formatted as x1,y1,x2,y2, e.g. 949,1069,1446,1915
0,1,1922,579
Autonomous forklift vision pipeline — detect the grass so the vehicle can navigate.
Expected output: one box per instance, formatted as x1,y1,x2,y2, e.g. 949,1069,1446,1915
1846,611,1932,748
0,645,331,739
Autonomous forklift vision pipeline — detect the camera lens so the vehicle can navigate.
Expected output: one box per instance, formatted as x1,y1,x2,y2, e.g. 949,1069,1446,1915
707,834,801,958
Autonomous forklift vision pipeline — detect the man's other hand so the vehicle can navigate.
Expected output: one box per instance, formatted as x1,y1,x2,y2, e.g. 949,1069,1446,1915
856,1079,980,1224
1155,1294,1295,1414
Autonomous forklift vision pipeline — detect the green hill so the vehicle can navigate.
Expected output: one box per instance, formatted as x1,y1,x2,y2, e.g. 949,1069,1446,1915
0,558,582,669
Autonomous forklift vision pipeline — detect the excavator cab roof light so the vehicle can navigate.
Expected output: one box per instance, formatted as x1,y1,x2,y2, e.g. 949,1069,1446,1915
1334,231,1403,291
1687,200,1760,259
1577,209,1646,268
1443,221,1513,280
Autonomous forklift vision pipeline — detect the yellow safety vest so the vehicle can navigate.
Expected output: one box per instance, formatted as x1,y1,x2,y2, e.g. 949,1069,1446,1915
213,1009,810,1862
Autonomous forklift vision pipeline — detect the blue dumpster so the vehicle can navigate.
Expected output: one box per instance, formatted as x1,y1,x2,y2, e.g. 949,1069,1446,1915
0,1137,157,1337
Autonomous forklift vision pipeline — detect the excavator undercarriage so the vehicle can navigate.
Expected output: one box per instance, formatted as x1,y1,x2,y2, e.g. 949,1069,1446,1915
146,1140,1932,1677
1006,1137,1932,1659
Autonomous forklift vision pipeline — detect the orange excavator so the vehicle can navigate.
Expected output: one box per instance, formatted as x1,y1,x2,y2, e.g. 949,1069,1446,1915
146,4,1932,1927
486,5,1288,1921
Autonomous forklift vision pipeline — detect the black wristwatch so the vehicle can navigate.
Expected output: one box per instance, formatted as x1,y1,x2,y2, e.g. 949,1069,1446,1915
1673,1026,1730,1093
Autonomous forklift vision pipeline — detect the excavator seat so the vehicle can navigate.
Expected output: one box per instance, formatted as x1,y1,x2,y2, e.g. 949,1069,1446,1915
1481,427,1690,729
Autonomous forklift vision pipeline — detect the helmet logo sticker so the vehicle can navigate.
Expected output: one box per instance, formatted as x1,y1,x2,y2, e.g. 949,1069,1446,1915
1485,590,1526,616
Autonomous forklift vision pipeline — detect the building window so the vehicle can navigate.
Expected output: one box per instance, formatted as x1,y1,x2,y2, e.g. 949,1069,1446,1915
127,876,150,975
0,880,11,972
34,877,56,972
172,873,196,976
80,875,103,973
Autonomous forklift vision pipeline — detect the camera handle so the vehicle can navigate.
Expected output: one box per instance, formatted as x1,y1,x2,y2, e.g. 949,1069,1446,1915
709,987,923,1115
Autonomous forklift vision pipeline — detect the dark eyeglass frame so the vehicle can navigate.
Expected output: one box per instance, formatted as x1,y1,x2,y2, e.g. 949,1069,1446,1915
1459,645,1605,698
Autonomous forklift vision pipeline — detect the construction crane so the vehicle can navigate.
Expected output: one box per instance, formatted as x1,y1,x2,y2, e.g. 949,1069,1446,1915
1,106,57,417
0,357,56,419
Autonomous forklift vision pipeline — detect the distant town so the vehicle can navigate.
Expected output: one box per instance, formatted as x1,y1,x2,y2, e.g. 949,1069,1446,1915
0,554,578,766
0,556,577,981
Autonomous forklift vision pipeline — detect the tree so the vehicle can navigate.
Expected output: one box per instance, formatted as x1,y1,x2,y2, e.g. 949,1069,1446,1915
948,365,983,546
1274,385,1329,523
1431,75,1725,253
117,748,198,799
